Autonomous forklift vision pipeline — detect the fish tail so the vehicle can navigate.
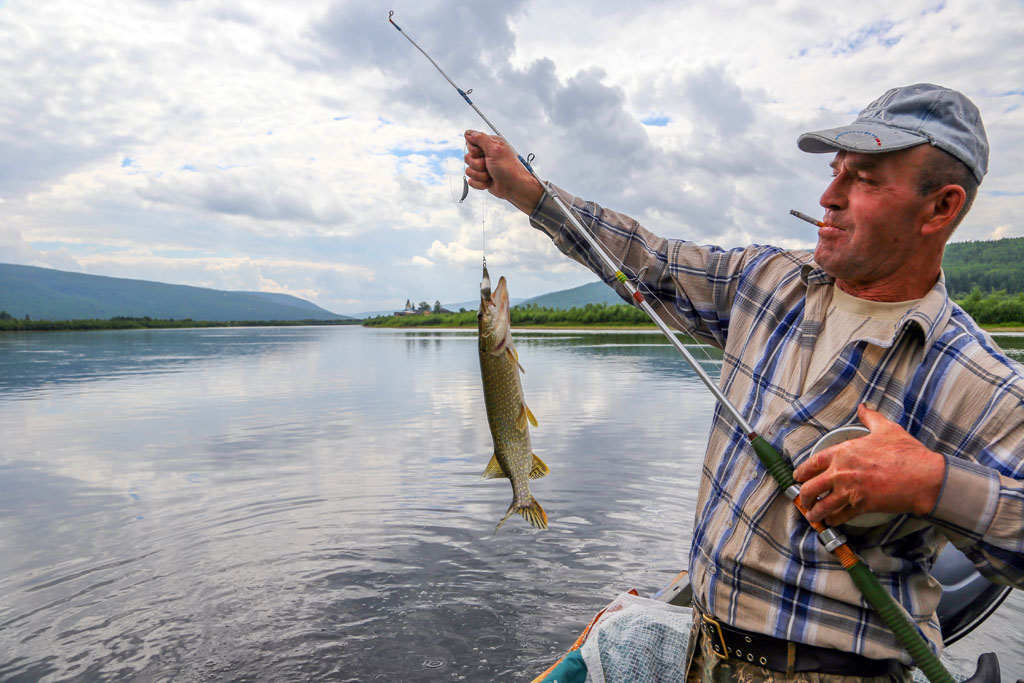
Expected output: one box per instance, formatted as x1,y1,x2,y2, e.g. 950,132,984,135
494,496,548,533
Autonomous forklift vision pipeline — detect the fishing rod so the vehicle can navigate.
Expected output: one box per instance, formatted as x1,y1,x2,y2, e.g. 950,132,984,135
387,12,983,683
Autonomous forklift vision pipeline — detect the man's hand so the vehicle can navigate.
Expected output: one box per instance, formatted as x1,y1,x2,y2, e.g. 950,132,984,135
464,130,544,214
793,404,946,526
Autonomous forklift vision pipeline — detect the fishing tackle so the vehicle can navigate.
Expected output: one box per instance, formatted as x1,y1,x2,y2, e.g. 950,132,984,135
388,11,1000,682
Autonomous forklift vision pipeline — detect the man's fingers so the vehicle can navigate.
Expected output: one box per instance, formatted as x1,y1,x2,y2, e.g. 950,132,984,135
464,153,487,173
794,448,831,481
465,129,495,156
798,472,832,511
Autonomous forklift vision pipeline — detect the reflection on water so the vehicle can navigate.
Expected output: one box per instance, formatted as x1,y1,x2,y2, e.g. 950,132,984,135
0,326,1020,681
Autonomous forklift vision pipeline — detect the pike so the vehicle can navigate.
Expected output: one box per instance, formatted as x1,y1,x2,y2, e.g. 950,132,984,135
477,263,549,532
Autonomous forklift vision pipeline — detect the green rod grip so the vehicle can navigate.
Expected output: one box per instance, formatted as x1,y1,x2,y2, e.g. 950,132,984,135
846,563,954,683
750,435,797,490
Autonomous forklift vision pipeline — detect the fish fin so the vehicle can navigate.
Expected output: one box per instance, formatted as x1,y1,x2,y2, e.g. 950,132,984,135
516,403,532,431
529,453,549,479
525,404,538,427
510,345,526,373
494,496,548,533
480,454,508,480
503,344,520,366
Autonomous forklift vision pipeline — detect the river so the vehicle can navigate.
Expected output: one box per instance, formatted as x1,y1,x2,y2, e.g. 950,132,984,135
1,326,1021,681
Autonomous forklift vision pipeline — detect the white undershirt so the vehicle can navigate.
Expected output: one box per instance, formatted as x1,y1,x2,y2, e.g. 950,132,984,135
803,286,921,393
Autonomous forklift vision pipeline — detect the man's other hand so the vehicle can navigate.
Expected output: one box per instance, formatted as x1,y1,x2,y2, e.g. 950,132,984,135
794,404,946,526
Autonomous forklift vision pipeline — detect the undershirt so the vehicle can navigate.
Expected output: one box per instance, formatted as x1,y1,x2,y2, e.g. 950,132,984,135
803,286,921,393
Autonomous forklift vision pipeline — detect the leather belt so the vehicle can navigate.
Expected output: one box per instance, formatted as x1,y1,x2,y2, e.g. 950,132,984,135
694,604,906,677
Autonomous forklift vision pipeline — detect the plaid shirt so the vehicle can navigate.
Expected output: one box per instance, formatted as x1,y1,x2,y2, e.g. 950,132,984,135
530,185,1024,663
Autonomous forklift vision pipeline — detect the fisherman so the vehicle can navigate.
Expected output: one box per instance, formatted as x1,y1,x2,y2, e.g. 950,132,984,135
463,84,1024,681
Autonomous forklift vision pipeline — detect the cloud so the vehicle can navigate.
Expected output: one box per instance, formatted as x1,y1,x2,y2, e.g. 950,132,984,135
0,0,1020,313
136,167,356,231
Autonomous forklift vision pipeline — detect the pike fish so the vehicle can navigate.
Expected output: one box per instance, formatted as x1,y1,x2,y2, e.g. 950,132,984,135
478,264,549,532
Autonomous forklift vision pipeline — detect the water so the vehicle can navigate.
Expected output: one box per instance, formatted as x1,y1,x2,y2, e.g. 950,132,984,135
0,326,1020,682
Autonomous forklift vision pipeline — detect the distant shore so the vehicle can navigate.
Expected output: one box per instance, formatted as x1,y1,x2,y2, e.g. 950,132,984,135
0,317,360,332
2,317,1022,335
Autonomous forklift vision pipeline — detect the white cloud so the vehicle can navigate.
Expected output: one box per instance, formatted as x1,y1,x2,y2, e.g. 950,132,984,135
0,0,1020,313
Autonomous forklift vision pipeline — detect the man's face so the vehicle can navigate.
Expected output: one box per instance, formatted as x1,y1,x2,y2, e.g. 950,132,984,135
814,146,933,289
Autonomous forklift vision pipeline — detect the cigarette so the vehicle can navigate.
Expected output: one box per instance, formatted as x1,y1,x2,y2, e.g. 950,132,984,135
790,210,827,228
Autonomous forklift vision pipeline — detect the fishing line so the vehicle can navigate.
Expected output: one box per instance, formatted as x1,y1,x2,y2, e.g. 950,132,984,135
556,185,723,369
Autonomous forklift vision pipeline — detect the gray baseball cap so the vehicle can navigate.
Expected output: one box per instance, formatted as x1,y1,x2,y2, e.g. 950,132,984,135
797,83,988,182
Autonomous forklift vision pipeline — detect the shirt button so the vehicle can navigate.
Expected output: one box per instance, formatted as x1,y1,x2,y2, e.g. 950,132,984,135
750,470,757,479
727,519,733,528
709,566,717,575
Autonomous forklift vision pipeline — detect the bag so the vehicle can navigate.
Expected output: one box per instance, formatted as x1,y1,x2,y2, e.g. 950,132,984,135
534,591,694,683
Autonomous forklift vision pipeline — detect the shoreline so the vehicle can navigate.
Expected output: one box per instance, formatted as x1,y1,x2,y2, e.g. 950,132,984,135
4,320,1024,334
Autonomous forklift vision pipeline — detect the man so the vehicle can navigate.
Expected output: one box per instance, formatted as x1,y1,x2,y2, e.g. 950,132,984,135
464,83,1023,681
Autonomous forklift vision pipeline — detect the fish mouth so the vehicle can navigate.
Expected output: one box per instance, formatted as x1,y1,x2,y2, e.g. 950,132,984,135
480,262,491,302
493,275,509,310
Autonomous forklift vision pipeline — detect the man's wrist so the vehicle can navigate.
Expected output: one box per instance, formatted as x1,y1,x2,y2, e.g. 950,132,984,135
509,178,545,215
912,449,948,516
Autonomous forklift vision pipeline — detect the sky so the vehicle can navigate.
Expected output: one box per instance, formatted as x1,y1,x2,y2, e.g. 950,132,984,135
1,1,1021,316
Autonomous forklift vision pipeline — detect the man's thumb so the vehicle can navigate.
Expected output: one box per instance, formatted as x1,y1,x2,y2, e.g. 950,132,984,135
857,403,887,431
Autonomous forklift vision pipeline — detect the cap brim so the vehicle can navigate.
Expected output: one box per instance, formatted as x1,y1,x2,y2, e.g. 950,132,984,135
798,122,928,155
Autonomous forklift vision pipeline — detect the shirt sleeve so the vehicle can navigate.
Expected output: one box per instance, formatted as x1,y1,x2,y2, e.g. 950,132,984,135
529,183,766,348
926,402,1024,588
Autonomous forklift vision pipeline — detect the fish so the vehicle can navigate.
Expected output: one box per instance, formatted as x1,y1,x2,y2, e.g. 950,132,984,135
477,263,549,532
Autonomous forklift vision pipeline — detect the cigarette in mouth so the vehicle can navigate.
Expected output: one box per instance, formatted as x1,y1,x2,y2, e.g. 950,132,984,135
790,210,828,228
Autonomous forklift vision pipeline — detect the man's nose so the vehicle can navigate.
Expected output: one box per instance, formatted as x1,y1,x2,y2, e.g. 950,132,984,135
819,176,846,211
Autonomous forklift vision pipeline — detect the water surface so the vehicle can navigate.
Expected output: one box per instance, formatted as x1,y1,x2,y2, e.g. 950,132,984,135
1,326,1021,681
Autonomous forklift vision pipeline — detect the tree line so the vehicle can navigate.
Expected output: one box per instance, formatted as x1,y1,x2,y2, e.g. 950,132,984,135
943,237,1024,297
0,315,359,332
363,302,652,328
4,288,1024,333
957,288,1024,326
365,291,1024,329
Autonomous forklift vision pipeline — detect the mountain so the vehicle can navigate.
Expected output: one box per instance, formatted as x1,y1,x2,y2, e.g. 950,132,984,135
519,281,624,309
0,263,350,321
511,237,1024,309
943,237,1024,296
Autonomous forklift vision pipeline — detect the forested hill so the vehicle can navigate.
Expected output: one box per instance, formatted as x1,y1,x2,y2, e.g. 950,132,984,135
520,238,1024,307
520,281,624,309
943,237,1024,296
0,263,350,321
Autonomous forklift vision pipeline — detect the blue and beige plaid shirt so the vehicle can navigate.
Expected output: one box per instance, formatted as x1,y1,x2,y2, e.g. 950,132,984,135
530,185,1024,663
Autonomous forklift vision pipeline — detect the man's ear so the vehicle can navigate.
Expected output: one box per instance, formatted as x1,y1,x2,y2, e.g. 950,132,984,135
921,184,966,236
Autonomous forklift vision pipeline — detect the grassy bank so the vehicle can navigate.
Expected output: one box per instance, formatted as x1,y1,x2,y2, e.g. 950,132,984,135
6,289,1024,333
363,302,653,328
363,293,1024,333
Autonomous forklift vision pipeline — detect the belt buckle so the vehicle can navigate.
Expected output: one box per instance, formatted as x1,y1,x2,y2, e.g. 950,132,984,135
700,613,729,660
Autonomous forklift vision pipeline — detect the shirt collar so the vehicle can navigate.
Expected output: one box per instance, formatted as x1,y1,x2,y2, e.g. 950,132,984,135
799,263,952,349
